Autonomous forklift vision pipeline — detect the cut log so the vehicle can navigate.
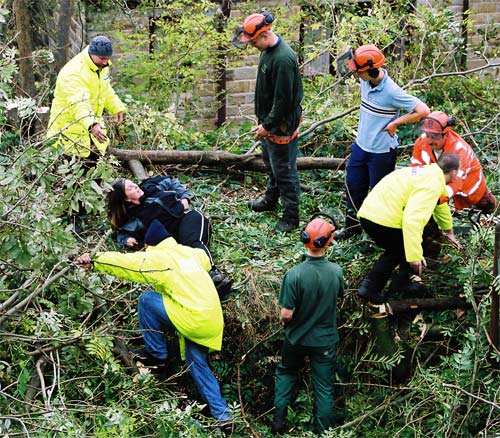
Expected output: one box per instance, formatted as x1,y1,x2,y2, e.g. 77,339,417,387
385,296,470,314
109,147,346,172
127,159,148,180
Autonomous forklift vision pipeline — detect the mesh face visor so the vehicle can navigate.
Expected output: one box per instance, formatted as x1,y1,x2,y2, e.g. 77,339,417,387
336,49,355,78
231,26,250,50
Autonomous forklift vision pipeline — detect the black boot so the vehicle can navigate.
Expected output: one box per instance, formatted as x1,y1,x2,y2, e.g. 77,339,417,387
209,268,233,300
217,419,234,436
333,228,354,241
405,274,429,296
358,278,385,304
248,197,277,212
275,216,299,233
130,347,174,378
389,272,429,297
271,410,286,434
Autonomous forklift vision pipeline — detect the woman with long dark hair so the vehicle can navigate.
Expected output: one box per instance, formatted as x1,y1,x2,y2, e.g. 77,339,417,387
107,176,232,298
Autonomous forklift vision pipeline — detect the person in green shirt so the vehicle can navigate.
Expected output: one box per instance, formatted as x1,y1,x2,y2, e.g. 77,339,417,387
232,11,304,232
273,215,345,434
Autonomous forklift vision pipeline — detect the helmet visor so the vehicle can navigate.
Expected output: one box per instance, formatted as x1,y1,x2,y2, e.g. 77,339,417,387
336,49,355,78
231,26,251,50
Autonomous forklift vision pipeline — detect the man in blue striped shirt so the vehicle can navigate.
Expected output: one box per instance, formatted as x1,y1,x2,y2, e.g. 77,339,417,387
335,45,429,241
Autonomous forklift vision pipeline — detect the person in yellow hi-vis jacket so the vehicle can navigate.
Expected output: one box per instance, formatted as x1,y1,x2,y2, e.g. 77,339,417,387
47,36,125,160
76,219,233,434
356,153,462,304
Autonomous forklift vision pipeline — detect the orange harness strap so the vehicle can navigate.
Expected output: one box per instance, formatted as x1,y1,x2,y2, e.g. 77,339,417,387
267,117,302,145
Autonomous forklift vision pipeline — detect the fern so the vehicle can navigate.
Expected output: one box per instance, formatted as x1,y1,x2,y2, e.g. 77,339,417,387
85,336,114,362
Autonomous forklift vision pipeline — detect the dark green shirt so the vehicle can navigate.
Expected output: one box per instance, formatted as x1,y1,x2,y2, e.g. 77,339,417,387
279,254,344,347
255,36,303,134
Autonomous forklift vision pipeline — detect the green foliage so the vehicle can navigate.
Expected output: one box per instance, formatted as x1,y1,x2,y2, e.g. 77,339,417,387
114,0,229,118
1,0,500,437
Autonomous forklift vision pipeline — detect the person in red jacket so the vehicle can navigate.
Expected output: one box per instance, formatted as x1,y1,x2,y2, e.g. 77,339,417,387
411,111,497,214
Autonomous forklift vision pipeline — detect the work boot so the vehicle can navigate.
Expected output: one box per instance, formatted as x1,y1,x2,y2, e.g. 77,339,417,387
405,274,429,297
271,410,286,435
389,273,429,297
275,217,299,233
358,278,385,304
130,347,173,378
334,226,364,241
248,198,277,212
209,268,233,300
333,228,353,241
217,419,234,436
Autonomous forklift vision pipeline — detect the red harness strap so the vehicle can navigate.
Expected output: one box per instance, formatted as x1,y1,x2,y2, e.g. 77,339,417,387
267,117,302,145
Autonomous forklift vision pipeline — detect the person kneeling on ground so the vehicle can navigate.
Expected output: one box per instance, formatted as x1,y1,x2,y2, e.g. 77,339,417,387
357,154,462,304
76,219,233,434
273,214,344,435
107,176,232,299
411,110,497,215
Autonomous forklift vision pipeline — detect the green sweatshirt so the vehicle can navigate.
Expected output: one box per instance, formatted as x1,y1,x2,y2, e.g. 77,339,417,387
255,36,303,135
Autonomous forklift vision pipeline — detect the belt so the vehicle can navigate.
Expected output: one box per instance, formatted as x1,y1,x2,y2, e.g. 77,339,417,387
267,117,302,145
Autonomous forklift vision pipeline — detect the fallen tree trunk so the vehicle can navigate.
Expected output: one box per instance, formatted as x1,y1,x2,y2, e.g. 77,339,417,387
109,147,346,172
385,296,470,314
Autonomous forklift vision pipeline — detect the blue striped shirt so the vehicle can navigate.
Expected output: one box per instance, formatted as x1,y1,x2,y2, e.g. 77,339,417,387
356,69,421,153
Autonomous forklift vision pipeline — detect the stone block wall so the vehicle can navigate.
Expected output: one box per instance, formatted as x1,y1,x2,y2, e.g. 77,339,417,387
82,0,498,127
447,0,499,75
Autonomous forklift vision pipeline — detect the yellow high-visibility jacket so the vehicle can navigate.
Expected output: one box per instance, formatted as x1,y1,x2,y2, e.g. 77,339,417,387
358,164,453,263
47,47,126,157
92,237,224,351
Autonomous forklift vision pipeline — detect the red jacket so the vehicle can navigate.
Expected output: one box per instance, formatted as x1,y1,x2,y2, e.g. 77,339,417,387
410,131,486,210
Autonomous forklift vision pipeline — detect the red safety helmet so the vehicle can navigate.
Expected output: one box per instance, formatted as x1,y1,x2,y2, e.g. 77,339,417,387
348,45,385,72
421,111,455,134
232,11,274,49
300,218,336,250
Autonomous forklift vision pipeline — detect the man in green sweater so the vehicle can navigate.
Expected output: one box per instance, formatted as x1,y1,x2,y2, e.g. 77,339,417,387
233,11,304,232
273,215,345,434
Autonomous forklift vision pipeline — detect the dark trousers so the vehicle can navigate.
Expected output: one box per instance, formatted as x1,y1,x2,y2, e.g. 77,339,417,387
359,217,412,294
176,210,213,266
345,143,396,233
261,137,300,220
274,340,337,434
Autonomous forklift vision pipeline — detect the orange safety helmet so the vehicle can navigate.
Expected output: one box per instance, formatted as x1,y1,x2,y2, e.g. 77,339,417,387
300,218,336,250
348,45,385,72
240,12,274,42
421,111,455,134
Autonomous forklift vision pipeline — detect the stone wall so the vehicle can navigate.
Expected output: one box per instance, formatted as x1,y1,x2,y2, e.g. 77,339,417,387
83,0,499,128
448,0,500,74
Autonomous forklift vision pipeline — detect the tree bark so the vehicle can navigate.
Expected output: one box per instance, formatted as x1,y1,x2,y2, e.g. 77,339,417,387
127,159,148,180
386,296,470,314
109,147,347,172
215,0,230,128
55,0,74,73
13,0,35,97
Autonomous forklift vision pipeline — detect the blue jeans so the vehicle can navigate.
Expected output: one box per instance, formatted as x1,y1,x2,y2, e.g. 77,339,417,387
138,290,231,421
261,137,300,219
344,142,396,234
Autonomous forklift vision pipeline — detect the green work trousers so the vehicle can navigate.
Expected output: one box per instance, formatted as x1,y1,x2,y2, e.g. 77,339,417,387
274,339,337,434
